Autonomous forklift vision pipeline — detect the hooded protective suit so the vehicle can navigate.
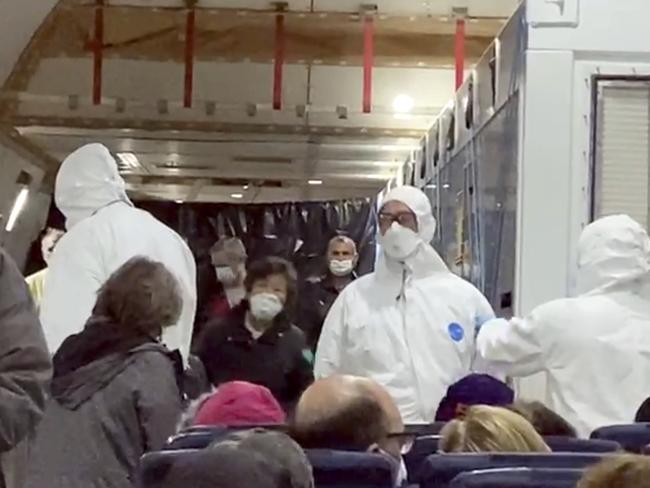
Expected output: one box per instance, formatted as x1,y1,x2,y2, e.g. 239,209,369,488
40,144,197,361
477,214,650,437
314,186,495,423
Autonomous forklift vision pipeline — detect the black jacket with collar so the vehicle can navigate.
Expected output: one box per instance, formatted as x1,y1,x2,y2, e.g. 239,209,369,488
298,272,356,351
194,302,313,408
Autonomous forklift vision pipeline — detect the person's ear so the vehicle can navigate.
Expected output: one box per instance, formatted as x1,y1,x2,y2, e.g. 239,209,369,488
366,442,381,454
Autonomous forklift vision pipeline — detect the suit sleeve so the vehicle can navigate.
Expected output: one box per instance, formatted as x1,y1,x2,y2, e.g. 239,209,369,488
0,248,52,452
134,353,182,451
314,290,347,378
40,227,105,353
476,309,547,378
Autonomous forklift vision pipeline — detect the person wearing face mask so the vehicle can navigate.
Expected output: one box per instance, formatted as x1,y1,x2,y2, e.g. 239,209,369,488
195,256,313,410
299,236,359,351
315,185,495,424
195,237,248,339
25,227,65,309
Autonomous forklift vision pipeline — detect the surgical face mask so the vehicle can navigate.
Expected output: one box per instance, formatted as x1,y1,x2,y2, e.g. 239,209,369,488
249,293,283,322
329,259,354,277
379,222,421,261
215,266,238,286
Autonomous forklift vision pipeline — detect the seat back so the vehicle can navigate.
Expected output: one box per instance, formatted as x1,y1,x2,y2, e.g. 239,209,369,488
449,468,584,488
166,425,289,450
404,436,441,482
590,424,650,453
544,436,621,453
165,431,217,450
418,453,608,488
139,449,394,488
306,449,395,488
405,422,447,435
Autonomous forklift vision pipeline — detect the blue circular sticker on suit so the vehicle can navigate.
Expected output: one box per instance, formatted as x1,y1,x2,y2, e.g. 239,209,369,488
448,323,465,342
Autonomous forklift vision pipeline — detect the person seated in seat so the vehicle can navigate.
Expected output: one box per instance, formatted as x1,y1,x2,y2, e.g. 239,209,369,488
195,257,313,410
160,429,314,488
435,374,514,422
577,455,650,488
291,375,412,487
507,400,577,437
25,257,184,488
440,405,550,453
635,397,650,422
177,381,286,431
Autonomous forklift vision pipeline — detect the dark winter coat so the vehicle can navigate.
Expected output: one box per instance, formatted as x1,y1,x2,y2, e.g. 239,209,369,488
24,343,182,488
195,302,313,409
0,248,51,488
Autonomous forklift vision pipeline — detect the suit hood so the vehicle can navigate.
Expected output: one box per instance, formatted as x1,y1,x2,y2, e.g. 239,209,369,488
575,214,650,295
55,143,133,230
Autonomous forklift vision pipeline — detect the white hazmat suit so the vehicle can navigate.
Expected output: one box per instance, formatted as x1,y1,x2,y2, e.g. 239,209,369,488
315,186,495,423
477,214,650,437
40,144,197,361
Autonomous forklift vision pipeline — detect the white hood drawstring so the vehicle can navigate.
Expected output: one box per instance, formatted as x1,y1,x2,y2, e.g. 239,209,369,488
55,144,133,230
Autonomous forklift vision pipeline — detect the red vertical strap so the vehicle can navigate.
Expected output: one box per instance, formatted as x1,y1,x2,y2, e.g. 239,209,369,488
455,18,466,90
273,13,285,111
184,8,196,108
92,0,104,106
362,15,374,114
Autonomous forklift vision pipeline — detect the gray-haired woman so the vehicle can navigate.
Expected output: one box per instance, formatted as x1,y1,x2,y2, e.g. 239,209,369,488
26,257,184,488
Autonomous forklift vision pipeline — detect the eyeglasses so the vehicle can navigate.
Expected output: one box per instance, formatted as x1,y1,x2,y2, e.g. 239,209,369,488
378,211,417,231
385,432,417,455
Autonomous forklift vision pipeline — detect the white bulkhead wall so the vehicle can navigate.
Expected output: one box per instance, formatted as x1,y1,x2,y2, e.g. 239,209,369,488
516,0,650,402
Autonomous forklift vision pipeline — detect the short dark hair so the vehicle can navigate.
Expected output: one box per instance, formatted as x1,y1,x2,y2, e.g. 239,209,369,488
291,394,388,451
507,401,577,437
635,397,650,422
244,257,298,310
93,257,182,337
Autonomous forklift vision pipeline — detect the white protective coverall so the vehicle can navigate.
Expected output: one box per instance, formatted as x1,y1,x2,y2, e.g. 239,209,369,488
40,144,197,361
315,186,495,423
477,214,650,437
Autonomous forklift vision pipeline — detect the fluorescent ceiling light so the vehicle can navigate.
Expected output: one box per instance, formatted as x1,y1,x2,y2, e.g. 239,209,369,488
175,199,183,204
116,152,140,169
392,94,415,114
231,193,244,199
5,187,29,232
308,179,323,186
442,183,451,189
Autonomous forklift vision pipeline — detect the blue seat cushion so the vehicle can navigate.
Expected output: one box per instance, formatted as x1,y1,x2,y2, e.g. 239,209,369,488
449,468,584,488
418,453,608,488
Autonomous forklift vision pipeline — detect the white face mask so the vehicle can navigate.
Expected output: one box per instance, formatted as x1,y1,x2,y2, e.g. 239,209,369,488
215,266,239,286
379,222,421,261
249,293,283,322
329,259,354,277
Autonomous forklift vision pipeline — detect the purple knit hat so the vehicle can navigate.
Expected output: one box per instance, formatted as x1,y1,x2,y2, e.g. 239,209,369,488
435,374,514,422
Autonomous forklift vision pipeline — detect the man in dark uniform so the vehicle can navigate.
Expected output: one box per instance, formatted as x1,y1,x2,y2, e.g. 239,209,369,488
300,236,358,351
